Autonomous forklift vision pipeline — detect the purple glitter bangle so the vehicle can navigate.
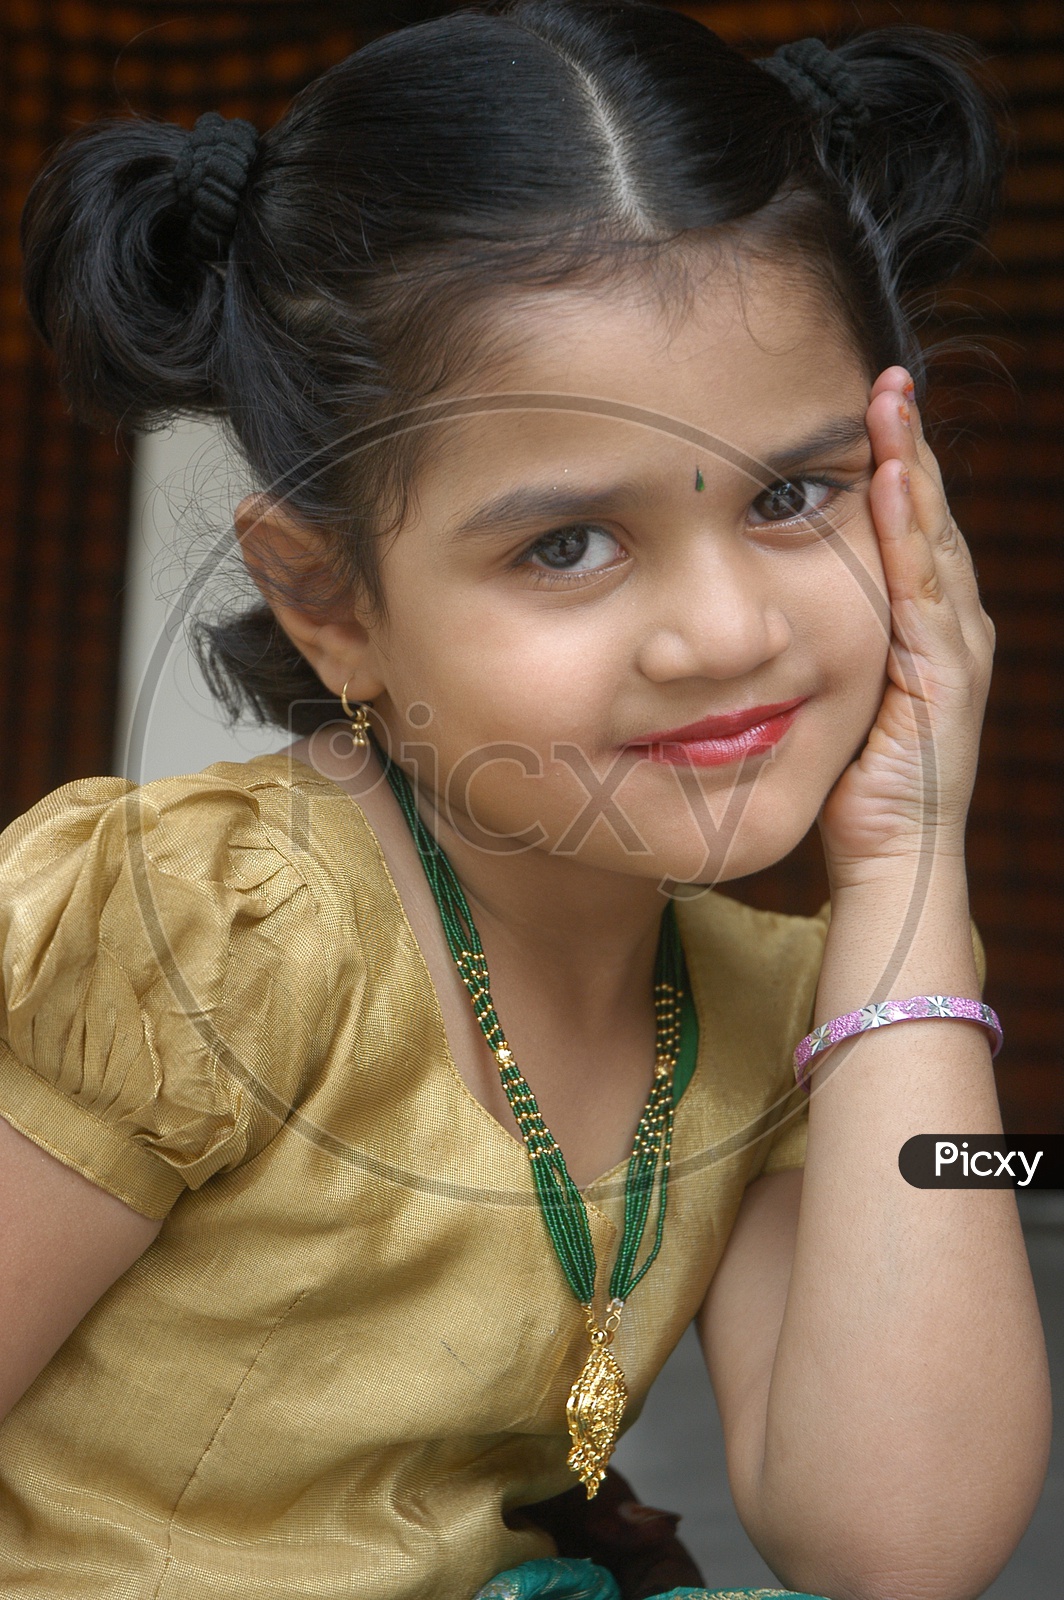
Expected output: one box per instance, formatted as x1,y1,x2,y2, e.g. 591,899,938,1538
794,996,1003,1094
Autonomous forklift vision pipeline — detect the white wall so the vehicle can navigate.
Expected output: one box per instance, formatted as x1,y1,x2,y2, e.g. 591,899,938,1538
113,420,284,783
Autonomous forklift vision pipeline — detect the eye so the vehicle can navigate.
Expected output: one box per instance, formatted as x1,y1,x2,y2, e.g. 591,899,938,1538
521,523,624,574
749,476,845,526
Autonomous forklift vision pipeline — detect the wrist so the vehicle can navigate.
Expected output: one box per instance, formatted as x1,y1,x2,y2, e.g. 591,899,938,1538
794,994,1002,1091
824,833,969,897
817,856,980,1021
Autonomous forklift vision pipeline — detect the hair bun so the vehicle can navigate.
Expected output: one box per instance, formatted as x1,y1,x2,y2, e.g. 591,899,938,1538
20,110,262,429
758,27,1005,295
172,111,259,263
757,38,872,158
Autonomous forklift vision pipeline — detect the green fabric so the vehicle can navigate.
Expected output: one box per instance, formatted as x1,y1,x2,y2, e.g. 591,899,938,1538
473,1560,617,1598
473,1560,831,1598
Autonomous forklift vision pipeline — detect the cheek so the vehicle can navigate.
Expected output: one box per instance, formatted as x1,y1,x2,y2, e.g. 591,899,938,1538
797,523,890,704
838,546,891,713
394,601,622,745
764,535,889,813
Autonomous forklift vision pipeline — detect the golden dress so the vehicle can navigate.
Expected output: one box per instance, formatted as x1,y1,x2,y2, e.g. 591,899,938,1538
0,752,823,1600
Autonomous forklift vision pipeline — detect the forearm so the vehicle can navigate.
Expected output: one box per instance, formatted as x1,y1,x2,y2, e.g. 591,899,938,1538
750,853,1051,1600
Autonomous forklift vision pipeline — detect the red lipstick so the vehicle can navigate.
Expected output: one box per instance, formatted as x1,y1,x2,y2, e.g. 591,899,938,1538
626,697,807,768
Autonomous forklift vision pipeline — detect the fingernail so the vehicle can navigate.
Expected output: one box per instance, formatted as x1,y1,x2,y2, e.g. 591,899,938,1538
900,469,910,494
898,401,911,427
903,380,916,398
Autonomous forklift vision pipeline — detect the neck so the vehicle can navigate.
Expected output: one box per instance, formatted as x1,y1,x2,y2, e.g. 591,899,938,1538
284,730,674,1024
402,750,669,1015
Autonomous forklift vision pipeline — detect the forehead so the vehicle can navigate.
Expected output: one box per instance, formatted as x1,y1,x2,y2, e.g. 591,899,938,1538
485,249,856,381
403,250,869,497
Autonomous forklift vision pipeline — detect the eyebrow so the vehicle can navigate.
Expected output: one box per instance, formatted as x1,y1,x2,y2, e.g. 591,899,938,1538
446,412,870,540
762,413,870,477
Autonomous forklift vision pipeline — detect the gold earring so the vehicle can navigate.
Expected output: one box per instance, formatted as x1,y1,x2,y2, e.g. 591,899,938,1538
340,680,370,747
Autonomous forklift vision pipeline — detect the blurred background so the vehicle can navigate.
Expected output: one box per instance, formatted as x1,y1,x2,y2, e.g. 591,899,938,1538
0,4,1060,1589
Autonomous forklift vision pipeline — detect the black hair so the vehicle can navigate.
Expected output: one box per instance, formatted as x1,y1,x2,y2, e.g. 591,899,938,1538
21,0,1007,733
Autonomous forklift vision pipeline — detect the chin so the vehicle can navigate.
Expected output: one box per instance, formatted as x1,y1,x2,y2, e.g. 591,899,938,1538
670,810,820,889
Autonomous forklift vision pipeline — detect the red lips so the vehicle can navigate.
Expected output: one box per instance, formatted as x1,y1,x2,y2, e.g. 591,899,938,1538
625,697,807,767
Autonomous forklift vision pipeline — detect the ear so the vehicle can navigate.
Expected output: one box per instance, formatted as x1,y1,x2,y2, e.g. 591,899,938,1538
234,494,385,702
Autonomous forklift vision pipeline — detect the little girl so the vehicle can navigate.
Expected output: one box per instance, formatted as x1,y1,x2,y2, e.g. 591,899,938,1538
0,2,1050,1597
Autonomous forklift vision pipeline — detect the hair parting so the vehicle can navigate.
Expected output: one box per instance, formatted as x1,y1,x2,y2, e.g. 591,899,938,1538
21,0,1007,733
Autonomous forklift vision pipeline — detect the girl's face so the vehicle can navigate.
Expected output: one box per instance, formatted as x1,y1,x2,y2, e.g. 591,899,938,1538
351,252,889,886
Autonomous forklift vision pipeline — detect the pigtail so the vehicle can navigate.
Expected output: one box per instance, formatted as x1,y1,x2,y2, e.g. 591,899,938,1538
19,2,1013,735
762,27,1007,295
20,110,332,733
21,114,259,431
840,28,1006,294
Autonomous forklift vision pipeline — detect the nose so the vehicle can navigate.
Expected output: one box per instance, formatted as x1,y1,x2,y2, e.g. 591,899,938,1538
633,536,792,685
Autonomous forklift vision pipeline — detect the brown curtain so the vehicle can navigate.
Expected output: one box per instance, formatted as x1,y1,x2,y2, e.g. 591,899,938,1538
0,1,1060,1133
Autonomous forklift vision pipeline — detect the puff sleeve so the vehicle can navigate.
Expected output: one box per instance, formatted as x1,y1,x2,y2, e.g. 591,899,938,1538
756,903,829,1177
0,768,337,1219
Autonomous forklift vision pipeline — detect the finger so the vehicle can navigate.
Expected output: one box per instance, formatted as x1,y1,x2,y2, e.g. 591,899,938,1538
892,395,995,651
869,456,942,608
868,457,971,657
865,389,979,600
869,365,914,402
864,382,995,657
866,386,947,501
867,371,995,678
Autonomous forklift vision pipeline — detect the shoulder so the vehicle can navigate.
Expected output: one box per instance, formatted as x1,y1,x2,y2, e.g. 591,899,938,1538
0,753,379,1217
675,890,829,1179
0,749,372,939
676,887,830,1046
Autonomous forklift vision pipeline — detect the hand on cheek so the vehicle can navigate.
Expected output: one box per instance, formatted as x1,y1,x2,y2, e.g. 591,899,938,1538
818,364,996,886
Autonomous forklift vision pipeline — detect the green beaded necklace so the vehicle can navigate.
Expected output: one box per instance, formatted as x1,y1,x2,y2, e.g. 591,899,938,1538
376,736,695,1497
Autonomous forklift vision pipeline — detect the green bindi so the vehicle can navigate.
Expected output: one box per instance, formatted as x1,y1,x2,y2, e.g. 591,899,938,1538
694,467,704,491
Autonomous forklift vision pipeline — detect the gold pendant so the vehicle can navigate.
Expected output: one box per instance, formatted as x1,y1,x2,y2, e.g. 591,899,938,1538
565,1302,627,1498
